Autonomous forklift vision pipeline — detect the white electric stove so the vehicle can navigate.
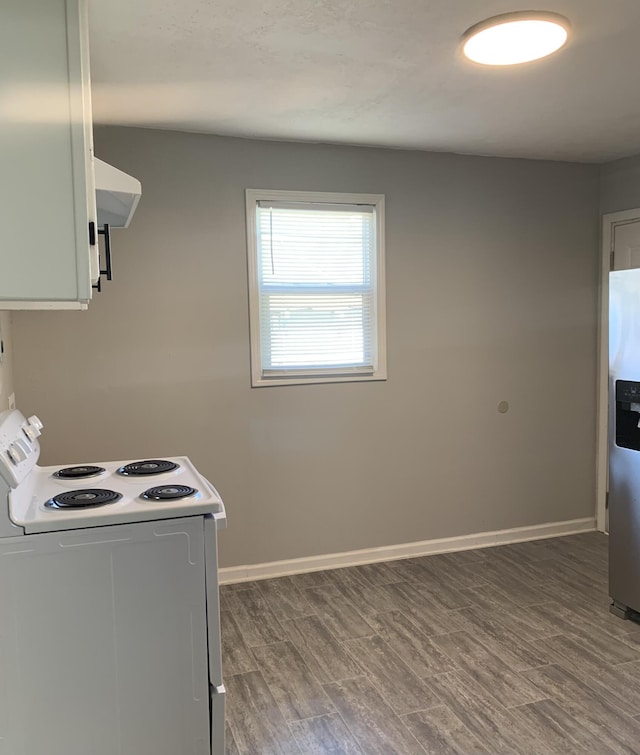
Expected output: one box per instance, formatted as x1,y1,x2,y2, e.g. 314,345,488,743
12,455,225,533
0,409,226,755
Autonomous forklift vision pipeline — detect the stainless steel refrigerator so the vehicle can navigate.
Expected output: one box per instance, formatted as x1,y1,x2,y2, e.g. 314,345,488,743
609,267,640,618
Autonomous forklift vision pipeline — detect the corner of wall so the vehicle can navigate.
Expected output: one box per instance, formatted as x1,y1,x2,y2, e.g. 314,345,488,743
599,153,640,215
0,312,15,410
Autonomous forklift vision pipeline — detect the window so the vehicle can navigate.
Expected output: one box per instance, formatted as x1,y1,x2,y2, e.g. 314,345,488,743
245,189,387,387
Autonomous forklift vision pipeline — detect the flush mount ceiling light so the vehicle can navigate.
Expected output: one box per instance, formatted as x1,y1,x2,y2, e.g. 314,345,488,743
461,11,570,66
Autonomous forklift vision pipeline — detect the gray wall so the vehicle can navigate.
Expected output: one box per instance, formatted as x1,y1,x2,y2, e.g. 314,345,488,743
600,154,640,214
11,128,600,568
0,313,14,410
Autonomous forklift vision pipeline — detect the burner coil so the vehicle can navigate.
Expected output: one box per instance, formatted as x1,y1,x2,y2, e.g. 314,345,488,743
53,466,105,479
118,460,179,476
141,485,197,501
46,489,122,509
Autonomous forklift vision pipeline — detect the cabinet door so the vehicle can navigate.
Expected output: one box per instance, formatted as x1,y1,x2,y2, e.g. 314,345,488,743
0,0,96,308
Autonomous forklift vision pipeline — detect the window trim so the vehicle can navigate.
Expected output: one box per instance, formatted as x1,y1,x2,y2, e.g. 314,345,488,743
245,188,387,387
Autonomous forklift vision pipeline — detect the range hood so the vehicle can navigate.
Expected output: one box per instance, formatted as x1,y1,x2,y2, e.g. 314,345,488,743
95,158,142,228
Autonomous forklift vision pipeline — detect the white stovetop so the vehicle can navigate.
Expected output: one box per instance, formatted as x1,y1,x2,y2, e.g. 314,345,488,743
9,456,225,534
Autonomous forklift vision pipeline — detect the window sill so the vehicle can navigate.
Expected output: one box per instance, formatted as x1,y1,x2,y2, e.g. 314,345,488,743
251,371,387,388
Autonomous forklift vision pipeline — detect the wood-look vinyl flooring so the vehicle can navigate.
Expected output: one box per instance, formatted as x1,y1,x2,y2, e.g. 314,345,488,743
221,531,640,754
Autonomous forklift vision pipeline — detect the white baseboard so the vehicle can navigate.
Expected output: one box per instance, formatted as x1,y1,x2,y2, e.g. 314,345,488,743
219,516,597,585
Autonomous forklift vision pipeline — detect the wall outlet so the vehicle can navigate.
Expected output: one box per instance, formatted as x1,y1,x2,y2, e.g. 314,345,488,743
8,393,15,410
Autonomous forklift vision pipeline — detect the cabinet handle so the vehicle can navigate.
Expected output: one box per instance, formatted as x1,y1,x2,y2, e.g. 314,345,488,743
98,224,112,280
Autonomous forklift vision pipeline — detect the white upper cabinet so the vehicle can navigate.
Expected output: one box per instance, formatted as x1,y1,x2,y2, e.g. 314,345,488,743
0,0,97,309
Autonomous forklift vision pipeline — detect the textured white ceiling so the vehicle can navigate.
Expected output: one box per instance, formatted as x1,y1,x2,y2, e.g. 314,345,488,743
88,0,640,162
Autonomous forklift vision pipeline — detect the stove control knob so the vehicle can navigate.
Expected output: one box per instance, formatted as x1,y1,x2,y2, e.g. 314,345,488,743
28,415,43,431
23,423,39,441
8,440,29,463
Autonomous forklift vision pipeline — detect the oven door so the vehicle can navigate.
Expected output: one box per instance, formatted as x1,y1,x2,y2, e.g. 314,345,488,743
0,517,211,755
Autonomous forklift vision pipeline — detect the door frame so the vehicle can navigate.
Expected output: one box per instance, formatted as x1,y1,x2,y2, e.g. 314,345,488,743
596,209,640,532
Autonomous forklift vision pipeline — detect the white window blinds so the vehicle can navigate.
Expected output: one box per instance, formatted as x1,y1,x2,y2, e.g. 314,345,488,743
246,190,386,386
